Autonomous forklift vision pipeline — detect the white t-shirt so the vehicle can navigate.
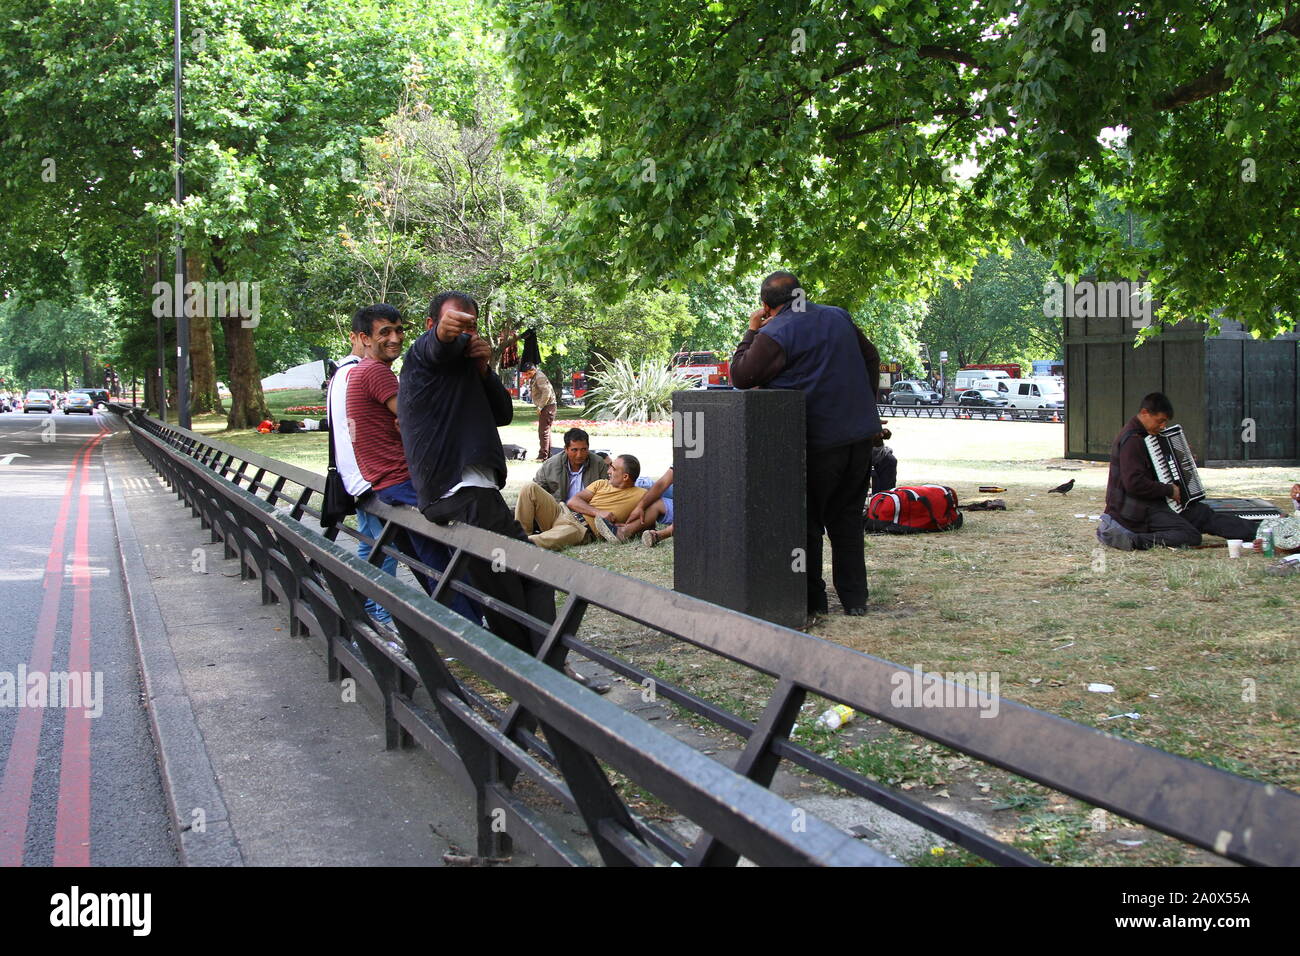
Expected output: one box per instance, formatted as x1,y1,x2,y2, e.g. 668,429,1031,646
441,463,498,499
327,355,371,497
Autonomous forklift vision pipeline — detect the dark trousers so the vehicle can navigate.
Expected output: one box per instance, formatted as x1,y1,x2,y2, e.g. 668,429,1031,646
1137,501,1261,549
422,487,556,655
537,403,557,460
806,437,873,612
375,480,483,624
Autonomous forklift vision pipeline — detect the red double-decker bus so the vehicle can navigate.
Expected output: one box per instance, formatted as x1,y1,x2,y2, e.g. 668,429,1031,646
670,351,730,386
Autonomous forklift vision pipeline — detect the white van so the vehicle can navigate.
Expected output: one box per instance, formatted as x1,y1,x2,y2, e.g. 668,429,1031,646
1000,377,1065,409
953,369,1011,392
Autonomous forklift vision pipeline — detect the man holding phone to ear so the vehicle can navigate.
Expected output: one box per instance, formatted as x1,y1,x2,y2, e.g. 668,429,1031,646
731,271,884,619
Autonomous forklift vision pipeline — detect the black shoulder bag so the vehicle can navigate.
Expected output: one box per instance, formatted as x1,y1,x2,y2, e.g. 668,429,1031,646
320,388,357,528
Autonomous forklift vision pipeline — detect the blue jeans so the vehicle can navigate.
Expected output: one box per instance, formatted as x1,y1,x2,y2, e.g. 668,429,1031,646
356,506,397,624
375,480,484,625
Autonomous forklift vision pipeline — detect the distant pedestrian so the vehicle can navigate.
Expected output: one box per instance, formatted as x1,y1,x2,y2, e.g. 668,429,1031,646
521,362,556,461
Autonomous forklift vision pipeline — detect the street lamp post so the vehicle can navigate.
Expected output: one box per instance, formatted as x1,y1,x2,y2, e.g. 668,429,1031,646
173,0,191,429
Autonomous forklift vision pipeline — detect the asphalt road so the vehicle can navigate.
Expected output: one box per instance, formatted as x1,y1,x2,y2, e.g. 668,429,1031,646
0,409,176,866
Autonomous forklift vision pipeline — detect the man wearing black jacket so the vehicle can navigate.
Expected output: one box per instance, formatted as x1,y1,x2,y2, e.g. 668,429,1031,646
1097,392,1260,550
398,291,557,655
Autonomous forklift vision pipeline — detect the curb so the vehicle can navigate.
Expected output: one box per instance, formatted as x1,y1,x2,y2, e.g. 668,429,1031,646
101,424,244,867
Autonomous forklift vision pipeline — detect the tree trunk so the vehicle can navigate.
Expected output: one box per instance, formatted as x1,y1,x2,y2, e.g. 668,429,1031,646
188,254,224,416
221,317,269,429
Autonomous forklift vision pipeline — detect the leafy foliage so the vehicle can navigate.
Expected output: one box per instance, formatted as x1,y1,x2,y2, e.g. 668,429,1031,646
500,1,1300,335
920,242,1060,367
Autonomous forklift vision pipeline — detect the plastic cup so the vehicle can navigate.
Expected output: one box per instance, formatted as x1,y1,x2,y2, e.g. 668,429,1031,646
1227,539,1243,558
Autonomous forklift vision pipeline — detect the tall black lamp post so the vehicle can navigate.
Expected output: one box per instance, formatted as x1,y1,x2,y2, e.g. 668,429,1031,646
173,0,191,428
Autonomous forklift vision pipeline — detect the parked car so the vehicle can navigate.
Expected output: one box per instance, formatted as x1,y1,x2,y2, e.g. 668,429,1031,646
957,388,1010,407
886,380,943,405
23,389,54,413
64,392,95,414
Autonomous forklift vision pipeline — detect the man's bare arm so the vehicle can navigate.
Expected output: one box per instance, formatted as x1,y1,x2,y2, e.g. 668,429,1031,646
566,486,616,523
628,468,673,524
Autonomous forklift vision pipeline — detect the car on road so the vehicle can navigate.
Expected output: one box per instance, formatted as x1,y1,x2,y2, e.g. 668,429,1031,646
1002,378,1065,409
957,388,1010,407
63,392,95,414
70,387,110,406
886,380,943,405
23,389,54,414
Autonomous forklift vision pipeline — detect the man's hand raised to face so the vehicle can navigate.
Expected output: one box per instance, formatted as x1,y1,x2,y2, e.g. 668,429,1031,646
436,308,478,343
748,305,772,331
466,335,492,376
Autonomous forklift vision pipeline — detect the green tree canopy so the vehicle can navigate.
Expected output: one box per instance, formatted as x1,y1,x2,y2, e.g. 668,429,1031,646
500,1,1300,336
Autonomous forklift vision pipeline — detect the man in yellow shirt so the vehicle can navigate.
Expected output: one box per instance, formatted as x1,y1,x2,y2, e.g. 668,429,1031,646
515,454,645,549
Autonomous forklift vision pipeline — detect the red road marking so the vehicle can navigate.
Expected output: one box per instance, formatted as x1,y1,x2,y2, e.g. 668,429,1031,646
0,429,105,866
53,428,109,865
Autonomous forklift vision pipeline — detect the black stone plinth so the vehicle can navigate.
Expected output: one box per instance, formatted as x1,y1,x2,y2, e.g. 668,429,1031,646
672,389,806,628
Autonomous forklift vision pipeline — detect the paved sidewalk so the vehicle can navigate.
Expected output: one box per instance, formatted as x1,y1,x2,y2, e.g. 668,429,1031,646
103,430,523,866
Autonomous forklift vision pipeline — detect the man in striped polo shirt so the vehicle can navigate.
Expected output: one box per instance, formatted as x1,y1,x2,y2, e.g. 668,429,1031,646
347,303,480,628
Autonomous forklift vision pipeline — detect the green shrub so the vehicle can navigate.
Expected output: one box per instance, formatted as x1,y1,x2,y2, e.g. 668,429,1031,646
583,357,681,422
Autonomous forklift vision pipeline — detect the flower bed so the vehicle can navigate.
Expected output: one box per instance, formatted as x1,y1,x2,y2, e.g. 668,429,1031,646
284,405,327,414
561,418,672,437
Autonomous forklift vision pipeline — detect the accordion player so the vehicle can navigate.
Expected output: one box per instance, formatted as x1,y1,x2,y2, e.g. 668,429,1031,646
1097,393,1264,551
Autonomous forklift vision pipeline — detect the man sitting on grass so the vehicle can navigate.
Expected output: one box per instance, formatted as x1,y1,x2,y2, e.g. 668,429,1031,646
529,427,609,505
515,454,644,550
1097,391,1261,550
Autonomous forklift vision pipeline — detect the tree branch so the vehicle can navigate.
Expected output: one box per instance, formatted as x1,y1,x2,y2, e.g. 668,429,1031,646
1154,11,1300,111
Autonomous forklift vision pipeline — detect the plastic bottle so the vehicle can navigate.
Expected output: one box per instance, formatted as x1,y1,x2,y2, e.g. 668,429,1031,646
815,704,855,731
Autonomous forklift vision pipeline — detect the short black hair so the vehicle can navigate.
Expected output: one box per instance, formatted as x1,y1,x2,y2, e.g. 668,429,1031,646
761,271,802,309
616,453,640,482
351,303,402,336
1139,392,1174,417
426,291,479,322
521,362,537,373
564,428,589,446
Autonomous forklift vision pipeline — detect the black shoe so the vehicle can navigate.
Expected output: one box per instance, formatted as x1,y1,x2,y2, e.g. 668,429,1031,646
845,606,868,617
808,595,829,616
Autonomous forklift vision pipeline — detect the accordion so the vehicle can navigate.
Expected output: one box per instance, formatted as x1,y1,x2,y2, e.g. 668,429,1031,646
1145,425,1205,513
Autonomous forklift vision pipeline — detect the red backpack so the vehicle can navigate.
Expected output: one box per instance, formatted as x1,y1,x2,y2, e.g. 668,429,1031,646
864,485,963,534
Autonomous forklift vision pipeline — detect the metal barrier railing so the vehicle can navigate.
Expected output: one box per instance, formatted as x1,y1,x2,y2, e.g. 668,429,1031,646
880,404,1065,422
115,406,1299,867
